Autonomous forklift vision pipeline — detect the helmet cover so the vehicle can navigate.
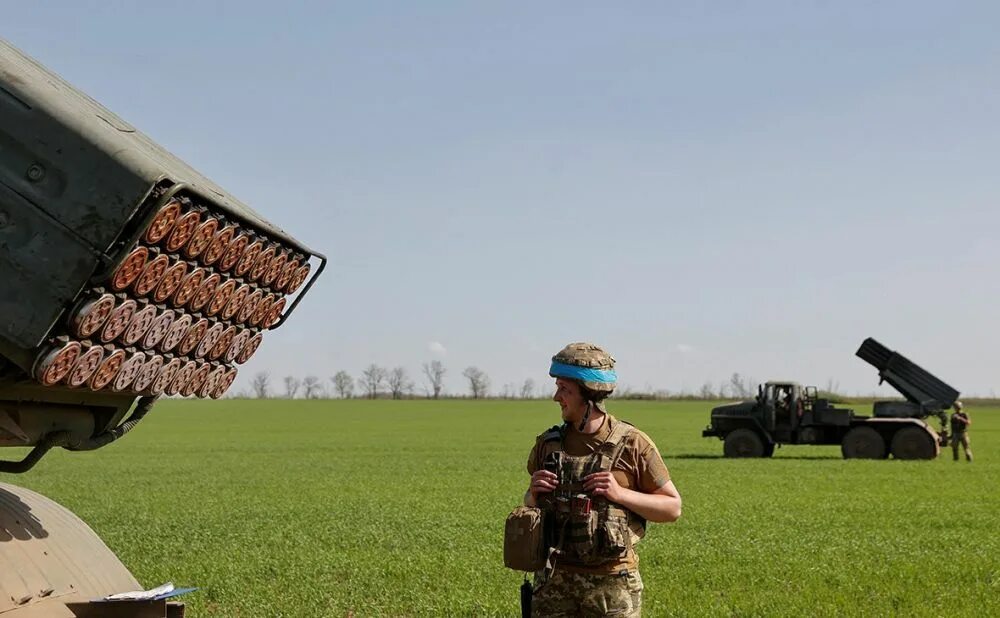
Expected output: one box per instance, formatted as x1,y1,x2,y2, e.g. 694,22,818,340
549,342,617,394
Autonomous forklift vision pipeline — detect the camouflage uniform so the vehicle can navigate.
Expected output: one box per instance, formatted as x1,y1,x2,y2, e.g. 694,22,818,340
532,569,642,617
950,408,973,462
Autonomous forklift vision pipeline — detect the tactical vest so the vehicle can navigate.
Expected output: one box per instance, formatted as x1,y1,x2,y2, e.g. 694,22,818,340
538,419,646,567
951,413,969,434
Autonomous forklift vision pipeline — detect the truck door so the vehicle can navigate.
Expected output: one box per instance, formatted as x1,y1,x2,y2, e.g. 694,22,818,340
761,384,777,431
774,384,794,429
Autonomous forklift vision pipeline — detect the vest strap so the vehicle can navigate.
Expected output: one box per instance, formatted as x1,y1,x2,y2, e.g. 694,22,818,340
600,419,635,473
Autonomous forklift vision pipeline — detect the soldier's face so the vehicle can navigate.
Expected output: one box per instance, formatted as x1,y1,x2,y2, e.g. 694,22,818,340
553,378,586,421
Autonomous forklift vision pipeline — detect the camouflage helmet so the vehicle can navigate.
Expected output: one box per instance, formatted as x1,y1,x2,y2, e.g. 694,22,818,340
549,342,617,394
954,400,963,410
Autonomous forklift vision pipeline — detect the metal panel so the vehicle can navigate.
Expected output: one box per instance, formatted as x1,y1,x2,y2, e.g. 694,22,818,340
0,182,95,349
0,39,310,254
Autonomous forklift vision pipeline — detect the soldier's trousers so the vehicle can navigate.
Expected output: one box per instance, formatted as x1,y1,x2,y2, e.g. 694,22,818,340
532,568,642,617
952,433,973,461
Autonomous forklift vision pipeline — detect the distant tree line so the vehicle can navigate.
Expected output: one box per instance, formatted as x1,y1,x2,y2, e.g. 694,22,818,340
242,361,510,400
239,368,847,401
229,369,990,403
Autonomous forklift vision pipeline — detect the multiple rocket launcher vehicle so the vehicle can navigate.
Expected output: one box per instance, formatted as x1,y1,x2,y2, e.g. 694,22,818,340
0,40,323,616
703,338,961,460
0,39,324,473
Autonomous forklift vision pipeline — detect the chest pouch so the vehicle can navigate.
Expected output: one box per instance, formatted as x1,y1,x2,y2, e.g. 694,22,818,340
504,506,546,572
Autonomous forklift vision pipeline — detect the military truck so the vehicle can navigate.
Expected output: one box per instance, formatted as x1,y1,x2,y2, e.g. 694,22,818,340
0,40,324,616
702,338,958,460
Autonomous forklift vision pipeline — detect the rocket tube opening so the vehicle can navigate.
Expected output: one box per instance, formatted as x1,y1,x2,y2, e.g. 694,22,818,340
34,342,83,386
133,254,171,297
88,349,127,391
143,199,183,244
153,261,189,303
183,217,220,259
99,300,138,344
70,294,117,338
120,305,158,346
66,346,106,388
109,247,149,292
110,353,146,392
164,211,202,253
202,225,237,266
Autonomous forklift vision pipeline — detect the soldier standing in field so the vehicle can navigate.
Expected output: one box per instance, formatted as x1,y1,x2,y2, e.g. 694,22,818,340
950,401,973,462
524,342,682,617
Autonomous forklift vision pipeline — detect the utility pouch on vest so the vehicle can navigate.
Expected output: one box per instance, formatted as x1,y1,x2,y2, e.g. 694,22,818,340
597,508,630,560
567,509,600,564
504,506,546,571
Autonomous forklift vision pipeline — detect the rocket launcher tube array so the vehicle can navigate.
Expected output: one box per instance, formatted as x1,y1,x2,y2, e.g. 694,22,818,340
32,197,312,399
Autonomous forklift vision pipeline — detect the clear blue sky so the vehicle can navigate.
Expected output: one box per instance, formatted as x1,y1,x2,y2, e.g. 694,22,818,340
7,2,1000,397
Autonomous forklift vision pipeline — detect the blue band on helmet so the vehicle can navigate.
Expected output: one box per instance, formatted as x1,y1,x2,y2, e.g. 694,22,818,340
549,361,617,385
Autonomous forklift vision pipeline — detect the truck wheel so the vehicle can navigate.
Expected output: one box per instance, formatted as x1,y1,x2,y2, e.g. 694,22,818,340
890,426,937,460
724,429,765,458
841,426,886,459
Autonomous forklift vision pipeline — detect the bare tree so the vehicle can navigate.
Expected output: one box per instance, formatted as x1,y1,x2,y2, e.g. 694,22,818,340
387,367,413,400
520,378,536,399
422,360,446,399
699,381,716,400
331,371,354,399
462,366,490,399
359,364,387,399
251,372,270,399
729,372,752,398
501,383,515,399
303,376,322,399
284,376,301,399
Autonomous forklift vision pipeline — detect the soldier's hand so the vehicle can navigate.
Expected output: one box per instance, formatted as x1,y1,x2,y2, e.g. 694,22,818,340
584,471,624,503
529,470,559,497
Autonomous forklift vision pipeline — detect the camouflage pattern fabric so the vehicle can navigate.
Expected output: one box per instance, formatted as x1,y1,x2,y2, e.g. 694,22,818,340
552,343,616,370
551,343,616,393
545,447,633,566
950,411,971,435
951,433,973,462
532,568,642,617
527,414,670,575
950,411,972,461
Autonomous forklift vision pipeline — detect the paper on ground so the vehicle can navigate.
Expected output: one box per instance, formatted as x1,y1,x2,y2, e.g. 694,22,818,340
103,582,174,601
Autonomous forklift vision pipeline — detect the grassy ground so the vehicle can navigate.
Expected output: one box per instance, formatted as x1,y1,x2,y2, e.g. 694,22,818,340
9,399,999,617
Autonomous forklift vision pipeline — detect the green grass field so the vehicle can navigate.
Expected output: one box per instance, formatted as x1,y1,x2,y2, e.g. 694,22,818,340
10,399,999,617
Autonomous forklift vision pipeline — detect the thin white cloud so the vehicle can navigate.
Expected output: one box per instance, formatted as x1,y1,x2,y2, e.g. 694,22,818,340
675,344,694,354
428,341,448,356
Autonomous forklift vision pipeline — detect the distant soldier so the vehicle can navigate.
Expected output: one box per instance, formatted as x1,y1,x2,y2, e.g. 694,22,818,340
950,401,973,462
524,342,682,617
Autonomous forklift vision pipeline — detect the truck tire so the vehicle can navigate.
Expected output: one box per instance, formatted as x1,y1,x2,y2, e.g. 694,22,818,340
890,426,937,460
724,428,765,458
841,426,885,459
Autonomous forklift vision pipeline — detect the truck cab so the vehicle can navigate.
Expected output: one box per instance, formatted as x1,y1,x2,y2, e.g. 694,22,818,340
703,381,857,457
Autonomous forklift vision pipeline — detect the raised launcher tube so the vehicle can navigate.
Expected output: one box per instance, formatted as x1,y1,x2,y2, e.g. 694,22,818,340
0,40,324,471
855,338,959,421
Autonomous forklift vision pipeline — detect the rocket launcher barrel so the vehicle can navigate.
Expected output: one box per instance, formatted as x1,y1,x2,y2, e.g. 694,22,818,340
855,338,959,411
0,40,324,471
